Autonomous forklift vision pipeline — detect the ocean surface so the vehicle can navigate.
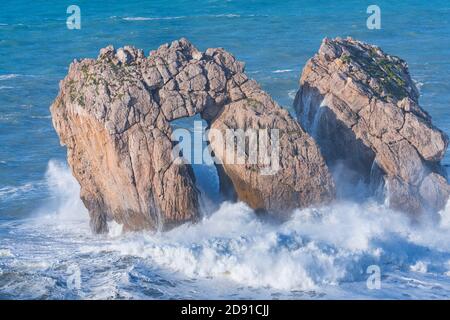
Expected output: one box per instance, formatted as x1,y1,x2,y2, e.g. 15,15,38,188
1,0,450,299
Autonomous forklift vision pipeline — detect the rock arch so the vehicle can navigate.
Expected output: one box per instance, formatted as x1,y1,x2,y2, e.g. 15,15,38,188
51,38,335,233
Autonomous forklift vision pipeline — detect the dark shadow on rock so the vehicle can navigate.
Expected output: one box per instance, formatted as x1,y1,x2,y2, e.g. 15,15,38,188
295,85,376,201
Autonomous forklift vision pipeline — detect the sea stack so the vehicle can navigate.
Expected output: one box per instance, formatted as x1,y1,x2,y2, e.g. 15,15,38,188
51,38,335,233
295,37,450,214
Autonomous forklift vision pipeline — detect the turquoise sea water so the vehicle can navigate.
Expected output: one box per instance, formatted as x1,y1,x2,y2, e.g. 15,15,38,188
1,0,450,299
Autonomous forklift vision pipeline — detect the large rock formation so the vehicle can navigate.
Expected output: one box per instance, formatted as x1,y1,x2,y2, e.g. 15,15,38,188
209,82,335,214
295,37,449,214
51,42,200,233
51,38,335,233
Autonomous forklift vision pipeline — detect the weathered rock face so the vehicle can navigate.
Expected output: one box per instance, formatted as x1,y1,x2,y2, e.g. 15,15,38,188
295,37,450,214
51,42,201,233
210,84,335,213
51,38,335,233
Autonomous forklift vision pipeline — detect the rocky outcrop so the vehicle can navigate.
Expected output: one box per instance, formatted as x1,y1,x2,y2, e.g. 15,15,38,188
209,86,335,213
295,37,450,214
51,38,335,233
51,42,201,233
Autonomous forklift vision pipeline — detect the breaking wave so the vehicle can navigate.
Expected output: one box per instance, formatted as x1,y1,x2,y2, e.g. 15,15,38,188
2,160,450,298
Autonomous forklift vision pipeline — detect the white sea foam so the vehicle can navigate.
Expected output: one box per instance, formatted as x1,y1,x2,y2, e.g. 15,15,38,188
0,74,19,81
9,161,450,298
214,14,241,18
410,261,428,273
0,249,14,257
122,16,186,21
439,199,450,228
78,197,450,293
121,14,249,22
30,115,52,119
413,78,424,92
273,69,294,73
0,183,35,199
288,89,297,100
36,160,88,224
